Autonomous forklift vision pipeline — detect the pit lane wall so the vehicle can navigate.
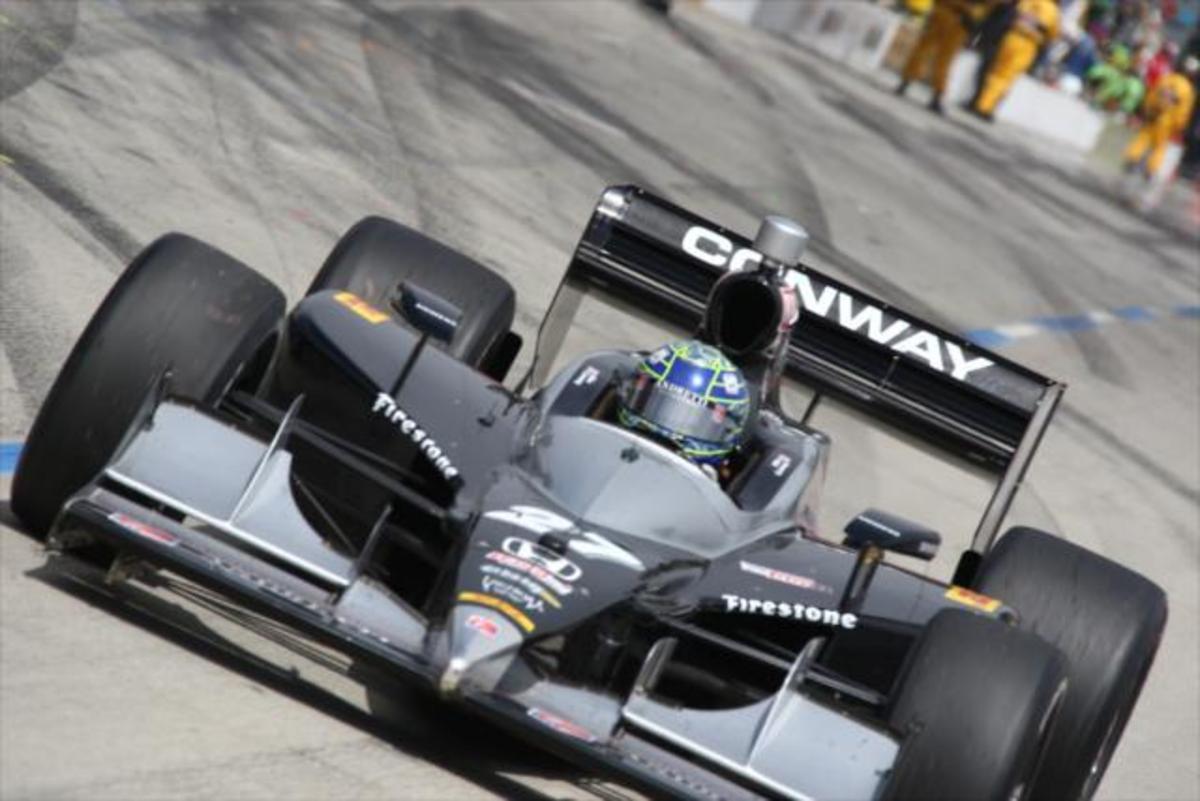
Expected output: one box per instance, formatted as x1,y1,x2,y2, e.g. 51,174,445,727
702,0,1105,152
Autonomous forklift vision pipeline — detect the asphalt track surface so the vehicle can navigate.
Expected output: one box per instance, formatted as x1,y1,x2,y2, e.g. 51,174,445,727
1,1,1197,799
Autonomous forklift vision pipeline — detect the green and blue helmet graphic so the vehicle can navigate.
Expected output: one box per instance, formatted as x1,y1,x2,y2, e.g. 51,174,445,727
618,340,751,465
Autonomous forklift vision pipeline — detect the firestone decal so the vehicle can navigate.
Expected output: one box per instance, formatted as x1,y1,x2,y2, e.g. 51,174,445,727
681,226,994,381
721,593,857,629
371,392,460,482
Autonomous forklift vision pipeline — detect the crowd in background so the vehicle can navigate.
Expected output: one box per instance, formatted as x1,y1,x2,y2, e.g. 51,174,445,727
889,0,1200,183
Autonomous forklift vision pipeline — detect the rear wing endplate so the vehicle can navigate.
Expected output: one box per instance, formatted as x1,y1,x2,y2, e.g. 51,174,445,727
526,186,1064,555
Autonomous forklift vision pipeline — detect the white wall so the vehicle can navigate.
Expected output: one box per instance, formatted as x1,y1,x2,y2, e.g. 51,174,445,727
703,0,761,26
945,52,1105,151
702,0,1105,151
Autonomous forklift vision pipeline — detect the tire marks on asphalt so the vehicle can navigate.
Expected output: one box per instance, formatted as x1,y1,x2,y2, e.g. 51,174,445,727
1059,403,1200,507
818,93,994,213
0,0,78,103
187,2,411,224
0,137,139,265
661,14,777,108
1003,237,1133,388
353,1,922,333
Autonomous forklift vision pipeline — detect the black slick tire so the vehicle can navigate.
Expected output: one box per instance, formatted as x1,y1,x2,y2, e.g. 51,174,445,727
307,217,515,370
976,527,1167,800
11,234,286,538
884,609,1068,801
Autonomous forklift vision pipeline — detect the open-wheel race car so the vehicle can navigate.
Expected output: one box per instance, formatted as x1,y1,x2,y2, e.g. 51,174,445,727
12,186,1166,800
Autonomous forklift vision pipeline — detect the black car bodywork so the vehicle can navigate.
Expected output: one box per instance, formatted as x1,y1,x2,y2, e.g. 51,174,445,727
35,186,1105,800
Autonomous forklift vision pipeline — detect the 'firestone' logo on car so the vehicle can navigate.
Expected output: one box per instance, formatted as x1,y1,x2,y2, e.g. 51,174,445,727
721,593,858,629
371,392,460,482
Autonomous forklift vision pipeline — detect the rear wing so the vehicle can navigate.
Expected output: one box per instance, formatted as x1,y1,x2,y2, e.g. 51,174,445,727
526,186,1064,557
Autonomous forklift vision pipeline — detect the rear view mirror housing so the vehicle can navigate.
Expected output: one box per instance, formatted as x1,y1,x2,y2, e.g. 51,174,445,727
844,509,941,561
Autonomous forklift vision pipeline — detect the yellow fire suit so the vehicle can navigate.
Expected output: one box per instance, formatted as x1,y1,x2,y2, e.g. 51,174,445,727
1124,72,1197,176
902,0,988,95
974,0,1060,114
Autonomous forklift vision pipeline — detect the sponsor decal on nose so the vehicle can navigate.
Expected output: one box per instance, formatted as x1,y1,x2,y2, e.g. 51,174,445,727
465,613,499,639
458,591,535,633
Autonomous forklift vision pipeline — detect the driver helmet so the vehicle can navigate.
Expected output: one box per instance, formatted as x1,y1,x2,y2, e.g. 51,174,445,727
617,340,751,466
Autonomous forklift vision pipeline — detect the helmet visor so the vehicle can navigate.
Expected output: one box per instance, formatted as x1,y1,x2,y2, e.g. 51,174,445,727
621,374,742,445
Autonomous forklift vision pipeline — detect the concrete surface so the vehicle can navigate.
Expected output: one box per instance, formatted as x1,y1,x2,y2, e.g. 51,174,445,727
1,1,1196,799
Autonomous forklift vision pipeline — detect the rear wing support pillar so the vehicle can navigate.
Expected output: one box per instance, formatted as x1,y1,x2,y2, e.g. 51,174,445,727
518,274,587,394
967,381,1065,555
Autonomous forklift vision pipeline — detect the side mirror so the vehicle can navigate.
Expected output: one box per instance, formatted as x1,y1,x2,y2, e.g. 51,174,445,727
844,509,941,561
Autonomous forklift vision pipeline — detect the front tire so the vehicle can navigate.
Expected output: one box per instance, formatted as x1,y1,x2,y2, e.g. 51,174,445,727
11,234,285,538
884,609,1067,801
307,216,515,372
975,527,1167,800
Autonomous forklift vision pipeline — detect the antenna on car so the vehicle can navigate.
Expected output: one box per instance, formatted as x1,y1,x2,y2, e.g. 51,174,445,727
752,215,808,273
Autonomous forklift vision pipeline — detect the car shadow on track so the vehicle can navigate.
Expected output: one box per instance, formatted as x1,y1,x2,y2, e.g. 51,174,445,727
18,545,637,801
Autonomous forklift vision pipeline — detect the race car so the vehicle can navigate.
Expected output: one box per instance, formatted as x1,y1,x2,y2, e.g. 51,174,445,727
12,185,1166,800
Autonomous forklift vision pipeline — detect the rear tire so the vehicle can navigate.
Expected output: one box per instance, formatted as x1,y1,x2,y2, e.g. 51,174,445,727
976,527,1167,800
11,234,286,538
884,609,1067,801
307,217,515,370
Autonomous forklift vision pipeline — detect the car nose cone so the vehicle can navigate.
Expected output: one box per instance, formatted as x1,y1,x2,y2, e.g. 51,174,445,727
437,604,523,698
